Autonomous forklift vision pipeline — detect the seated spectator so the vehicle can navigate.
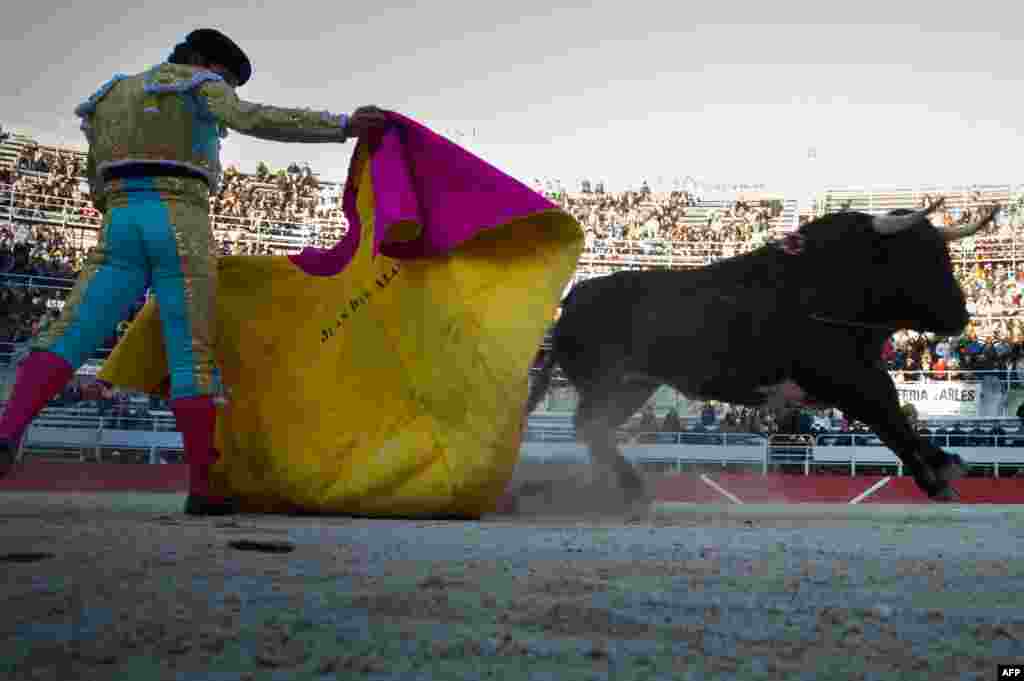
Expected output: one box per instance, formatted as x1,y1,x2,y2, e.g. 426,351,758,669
797,410,815,435
700,402,716,427
718,412,738,433
635,405,658,443
661,408,682,433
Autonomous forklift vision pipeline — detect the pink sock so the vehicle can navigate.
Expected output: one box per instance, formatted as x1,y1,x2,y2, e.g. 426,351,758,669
170,396,228,499
0,351,75,442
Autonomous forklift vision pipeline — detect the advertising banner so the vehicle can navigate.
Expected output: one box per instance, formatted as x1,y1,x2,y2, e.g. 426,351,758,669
894,382,982,417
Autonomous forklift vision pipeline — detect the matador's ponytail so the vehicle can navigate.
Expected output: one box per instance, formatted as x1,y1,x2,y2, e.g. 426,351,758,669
168,42,205,66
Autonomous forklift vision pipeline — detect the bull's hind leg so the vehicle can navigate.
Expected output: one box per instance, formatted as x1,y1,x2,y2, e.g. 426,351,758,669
574,380,659,504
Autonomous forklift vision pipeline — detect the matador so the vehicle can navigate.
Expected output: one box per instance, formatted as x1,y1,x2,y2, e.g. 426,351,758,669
0,29,390,514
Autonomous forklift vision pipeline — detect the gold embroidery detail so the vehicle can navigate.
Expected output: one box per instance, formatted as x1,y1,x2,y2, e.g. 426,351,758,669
85,65,223,188
197,79,347,142
82,63,347,196
164,195,219,396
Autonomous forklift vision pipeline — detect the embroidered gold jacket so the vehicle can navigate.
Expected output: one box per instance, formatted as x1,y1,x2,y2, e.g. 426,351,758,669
75,63,350,211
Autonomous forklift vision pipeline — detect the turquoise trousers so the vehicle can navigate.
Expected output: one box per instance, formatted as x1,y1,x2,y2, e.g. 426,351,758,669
32,175,221,399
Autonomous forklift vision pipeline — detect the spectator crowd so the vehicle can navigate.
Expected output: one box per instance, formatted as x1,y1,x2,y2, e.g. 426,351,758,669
211,163,347,255
5,136,1024,422
550,182,786,266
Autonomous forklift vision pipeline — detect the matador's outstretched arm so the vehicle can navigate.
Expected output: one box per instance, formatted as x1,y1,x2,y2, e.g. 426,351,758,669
196,78,351,144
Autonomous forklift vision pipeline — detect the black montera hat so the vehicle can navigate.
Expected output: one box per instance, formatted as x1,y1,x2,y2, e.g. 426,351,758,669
185,28,252,86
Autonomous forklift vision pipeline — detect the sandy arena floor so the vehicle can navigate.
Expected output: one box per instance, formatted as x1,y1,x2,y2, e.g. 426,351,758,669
1,481,1023,681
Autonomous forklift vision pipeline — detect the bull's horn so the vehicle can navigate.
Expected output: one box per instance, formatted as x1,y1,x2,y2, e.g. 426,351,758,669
871,198,945,235
938,204,1000,242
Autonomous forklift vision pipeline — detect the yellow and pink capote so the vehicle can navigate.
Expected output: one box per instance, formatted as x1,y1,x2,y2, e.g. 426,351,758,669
98,113,583,517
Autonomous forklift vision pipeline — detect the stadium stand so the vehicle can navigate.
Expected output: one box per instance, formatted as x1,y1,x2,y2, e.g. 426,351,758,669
3,127,1024,477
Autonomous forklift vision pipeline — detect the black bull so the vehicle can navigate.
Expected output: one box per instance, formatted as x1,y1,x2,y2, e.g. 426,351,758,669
525,199,999,503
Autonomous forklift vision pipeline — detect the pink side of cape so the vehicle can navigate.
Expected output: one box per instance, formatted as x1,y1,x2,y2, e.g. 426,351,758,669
288,113,559,277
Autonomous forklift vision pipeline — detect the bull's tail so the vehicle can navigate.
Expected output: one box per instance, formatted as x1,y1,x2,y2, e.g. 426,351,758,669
525,279,583,415
524,347,558,415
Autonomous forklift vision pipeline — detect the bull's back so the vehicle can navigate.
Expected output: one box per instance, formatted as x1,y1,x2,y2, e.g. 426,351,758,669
555,273,650,337
552,269,715,362
558,266,768,333
551,260,798,388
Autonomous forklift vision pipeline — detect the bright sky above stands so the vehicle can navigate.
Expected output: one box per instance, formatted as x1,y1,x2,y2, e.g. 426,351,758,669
2,0,1023,194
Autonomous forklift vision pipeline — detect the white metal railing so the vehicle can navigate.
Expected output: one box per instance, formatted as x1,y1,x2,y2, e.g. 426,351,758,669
521,429,770,473
0,181,348,253
817,184,1022,216
523,428,767,446
579,236,773,267
530,369,1024,418
1,339,118,369
889,369,1024,385
8,405,1024,475
0,272,76,289
13,407,175,429
22,420,183,465
0,185,102,230
9,181,1024,268
810,430,1024,478
576,233,1024,269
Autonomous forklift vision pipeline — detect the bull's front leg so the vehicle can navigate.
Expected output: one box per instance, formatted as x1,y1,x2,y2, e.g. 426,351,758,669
793,365,964,501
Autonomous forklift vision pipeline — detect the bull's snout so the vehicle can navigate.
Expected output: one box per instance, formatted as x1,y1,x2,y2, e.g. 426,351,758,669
930,306,970,336
947,314,970,335
909,283,969,335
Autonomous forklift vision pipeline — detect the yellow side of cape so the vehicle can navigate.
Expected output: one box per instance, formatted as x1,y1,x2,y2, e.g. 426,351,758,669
99,155,583,517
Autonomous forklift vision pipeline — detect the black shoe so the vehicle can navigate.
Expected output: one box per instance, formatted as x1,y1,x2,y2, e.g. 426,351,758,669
184,494,239,516
0,437,18,479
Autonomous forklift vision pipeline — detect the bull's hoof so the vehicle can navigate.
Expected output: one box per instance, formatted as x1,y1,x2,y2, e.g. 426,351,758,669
619,477,654,508
928,455,965,503
936,454,966,484
914,452,966,502
184,494,239,516
517,481,558,501
625,490,654,514
928,485,961,503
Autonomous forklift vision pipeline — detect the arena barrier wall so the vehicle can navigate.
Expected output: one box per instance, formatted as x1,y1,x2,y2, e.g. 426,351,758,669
4,463,1023,506
2,463,1022,505
521,441,769,472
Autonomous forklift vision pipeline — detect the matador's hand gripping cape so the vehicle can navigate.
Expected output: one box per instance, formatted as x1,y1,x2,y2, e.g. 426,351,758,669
99,113,584,518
